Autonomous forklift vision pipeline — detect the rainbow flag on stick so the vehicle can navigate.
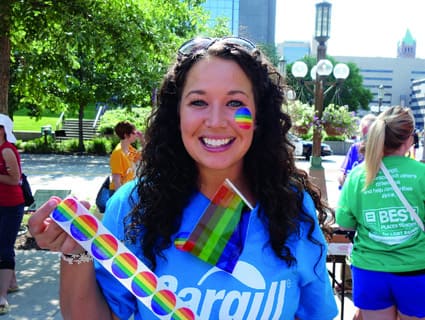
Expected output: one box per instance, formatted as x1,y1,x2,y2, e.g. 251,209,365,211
176,179,253,273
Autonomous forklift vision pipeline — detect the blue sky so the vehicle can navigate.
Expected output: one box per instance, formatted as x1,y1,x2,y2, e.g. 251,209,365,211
276,0,425,59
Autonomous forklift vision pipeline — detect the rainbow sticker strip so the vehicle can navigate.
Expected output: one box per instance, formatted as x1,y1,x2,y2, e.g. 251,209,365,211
51,197,196,320
234,107,253,129
175,179,253,273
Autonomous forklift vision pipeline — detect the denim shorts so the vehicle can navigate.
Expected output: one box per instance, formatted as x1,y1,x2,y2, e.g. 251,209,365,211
0,204,24,268
352,265,425,317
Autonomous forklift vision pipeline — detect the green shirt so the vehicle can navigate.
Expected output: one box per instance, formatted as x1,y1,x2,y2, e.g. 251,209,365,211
336,156,425,272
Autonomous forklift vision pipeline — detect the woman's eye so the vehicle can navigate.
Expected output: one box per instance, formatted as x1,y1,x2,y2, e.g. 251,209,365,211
189,100,207,107
228,100,244,108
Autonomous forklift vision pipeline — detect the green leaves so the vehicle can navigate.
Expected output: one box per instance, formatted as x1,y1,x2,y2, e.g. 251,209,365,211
5,0,213,118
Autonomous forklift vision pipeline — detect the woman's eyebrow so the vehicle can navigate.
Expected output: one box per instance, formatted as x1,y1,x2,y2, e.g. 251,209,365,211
183,89,206,98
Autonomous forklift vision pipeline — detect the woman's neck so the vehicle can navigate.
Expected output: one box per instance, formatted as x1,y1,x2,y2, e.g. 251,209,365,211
199,171,255,206
384,138,412,157
120,139,130,153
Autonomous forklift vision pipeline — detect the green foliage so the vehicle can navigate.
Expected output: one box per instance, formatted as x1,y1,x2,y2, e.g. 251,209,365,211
97,107,152,135
64,139,83,153
17,105,153,154
7,0,209,118
286,100,359,139
4,0,213,151
21,135,115,155
21,136,59,154
323,135,346,141
284,100,314,134
85,137,113,155
322,104,359,137
203,17,231,37
258,43,280,66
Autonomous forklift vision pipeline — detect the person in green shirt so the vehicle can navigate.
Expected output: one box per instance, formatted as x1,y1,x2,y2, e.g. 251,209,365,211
336,106,425,320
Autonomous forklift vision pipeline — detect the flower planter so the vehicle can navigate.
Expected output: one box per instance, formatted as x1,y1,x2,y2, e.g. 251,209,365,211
292,125,310,135
324,123,347,136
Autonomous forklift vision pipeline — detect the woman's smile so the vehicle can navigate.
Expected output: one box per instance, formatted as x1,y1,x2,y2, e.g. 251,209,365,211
179,57,256,176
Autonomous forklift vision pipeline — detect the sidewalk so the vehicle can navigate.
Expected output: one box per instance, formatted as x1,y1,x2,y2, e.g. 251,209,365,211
4,154,355,319
4,251,61,320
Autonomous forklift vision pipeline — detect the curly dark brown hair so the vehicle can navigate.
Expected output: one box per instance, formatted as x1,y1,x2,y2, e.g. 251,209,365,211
125,38,334,270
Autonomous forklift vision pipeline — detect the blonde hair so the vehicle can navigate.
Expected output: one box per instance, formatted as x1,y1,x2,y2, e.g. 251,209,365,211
364,106,414,188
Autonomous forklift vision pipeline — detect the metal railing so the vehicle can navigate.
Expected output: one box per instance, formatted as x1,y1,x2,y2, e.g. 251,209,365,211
55,112,65,130
93,104,107,128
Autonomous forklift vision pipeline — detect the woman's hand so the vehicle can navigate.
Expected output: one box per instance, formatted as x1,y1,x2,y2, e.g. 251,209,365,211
135,130,145,145
28,196,87,254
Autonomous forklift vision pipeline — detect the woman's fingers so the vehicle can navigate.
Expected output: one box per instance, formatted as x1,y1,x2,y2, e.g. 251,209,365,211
28,196,61,236
28,196,67,251
28,196,91,253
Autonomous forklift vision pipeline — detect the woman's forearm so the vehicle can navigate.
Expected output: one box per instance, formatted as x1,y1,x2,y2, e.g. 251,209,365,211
60,260,112,320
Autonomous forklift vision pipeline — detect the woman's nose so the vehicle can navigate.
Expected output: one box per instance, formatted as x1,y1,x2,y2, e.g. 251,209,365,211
205,106,227,128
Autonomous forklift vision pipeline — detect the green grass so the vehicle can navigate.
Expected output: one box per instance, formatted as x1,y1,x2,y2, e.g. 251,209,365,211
14,115,60,131
13,104,98,131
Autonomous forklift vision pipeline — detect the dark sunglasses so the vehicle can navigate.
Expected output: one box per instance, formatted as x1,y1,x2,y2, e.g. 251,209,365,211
178,36,256,56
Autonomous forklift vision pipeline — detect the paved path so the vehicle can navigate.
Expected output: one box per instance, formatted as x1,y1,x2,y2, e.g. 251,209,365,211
21,154,110,205
5,154,355,319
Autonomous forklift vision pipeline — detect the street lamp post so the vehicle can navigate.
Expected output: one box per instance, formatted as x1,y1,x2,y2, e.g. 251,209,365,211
310,1,331,201
278,57,286,78
289,1,350,201
378,84,384,114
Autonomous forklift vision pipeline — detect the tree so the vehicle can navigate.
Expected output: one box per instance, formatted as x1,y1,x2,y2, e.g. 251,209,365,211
285,56,373,112
0,1,11,116
3,0,209,151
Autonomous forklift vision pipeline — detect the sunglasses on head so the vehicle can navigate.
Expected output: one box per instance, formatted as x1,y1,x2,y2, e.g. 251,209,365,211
178,36,256,56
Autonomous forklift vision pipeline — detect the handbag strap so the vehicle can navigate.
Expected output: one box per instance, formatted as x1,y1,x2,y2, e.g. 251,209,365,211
380,162,424,231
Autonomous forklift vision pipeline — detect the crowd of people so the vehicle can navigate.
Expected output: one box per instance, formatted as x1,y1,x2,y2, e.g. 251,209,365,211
0,35,423,320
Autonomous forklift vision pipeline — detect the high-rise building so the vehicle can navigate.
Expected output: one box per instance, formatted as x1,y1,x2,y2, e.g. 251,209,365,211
410,79,425,130
201,0,240,36
277,41,311,64
201,0,276,45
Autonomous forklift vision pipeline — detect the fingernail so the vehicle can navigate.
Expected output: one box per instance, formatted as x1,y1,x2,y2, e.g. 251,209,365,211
48,198,60,207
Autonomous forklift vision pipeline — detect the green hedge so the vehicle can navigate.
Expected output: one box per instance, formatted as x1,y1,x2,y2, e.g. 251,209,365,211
18,107,152,155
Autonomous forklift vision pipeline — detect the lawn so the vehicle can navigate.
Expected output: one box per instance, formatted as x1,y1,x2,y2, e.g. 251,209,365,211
13,105,97,131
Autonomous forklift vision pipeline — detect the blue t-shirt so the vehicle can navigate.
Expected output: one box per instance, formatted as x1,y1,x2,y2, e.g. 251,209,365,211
95,181,337,319
340,142,362,175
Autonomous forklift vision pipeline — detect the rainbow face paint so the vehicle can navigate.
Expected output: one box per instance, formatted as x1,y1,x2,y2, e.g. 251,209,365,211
234,107,253,129
50,196,196,320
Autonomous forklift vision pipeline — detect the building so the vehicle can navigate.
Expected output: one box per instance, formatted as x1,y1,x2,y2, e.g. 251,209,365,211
334,56,425,113
201,0,276,45
277,41,311,64
398,29,416,58
410,79,425,130
279,30,425,130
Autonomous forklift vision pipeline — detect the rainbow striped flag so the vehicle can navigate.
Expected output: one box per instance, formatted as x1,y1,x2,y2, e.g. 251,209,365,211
175,179,253,273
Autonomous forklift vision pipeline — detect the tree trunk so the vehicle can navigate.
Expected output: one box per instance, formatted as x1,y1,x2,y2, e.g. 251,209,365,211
0,1,11,115
78,103,85,153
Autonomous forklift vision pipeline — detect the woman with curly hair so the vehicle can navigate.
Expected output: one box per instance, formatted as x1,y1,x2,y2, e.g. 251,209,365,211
29,37,337,319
